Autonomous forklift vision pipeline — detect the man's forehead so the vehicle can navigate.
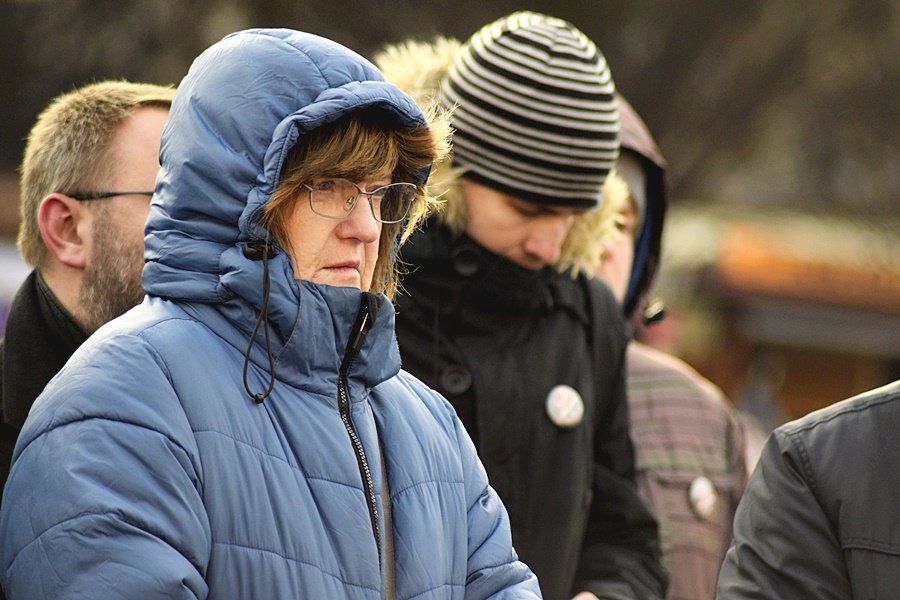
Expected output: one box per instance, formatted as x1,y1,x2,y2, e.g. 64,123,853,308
512,196,589,216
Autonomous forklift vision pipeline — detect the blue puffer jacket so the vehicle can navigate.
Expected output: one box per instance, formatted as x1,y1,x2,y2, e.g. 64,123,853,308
0,29,540,599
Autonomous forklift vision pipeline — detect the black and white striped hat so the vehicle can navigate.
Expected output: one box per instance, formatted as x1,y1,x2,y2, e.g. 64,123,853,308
440,11,620,208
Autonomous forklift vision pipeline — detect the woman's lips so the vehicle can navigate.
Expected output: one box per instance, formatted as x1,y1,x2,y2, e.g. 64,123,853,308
325,261,359,271
323,262,360,278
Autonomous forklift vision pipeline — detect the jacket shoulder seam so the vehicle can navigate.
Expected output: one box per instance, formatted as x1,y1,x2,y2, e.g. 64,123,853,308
841,537,900,555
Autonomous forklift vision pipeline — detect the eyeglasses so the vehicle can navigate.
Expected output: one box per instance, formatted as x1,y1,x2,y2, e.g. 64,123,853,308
302,179,417,224
68,191,155,201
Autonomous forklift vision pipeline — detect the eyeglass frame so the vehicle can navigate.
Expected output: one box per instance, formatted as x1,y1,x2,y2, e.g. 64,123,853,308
301,178,417,224
67,191,155,201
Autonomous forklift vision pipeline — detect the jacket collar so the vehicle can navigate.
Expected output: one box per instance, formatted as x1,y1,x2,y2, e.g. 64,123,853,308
179,248,400,397
398,220,590,322
1,271,87,428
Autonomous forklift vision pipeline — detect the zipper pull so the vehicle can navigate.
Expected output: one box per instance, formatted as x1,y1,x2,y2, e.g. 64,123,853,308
342,292,379,371
349,309,370,354
351,292,378,352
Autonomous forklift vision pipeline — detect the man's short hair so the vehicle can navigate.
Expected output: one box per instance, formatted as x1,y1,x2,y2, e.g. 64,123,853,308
17,80,175,267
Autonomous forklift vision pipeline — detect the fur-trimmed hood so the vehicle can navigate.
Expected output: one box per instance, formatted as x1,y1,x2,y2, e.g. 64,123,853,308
376,38,621,277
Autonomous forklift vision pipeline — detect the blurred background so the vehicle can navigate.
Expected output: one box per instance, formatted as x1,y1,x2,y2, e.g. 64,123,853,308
1,0,898,433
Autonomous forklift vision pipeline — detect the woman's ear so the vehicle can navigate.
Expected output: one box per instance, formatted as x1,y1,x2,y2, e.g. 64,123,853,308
37,193,91,269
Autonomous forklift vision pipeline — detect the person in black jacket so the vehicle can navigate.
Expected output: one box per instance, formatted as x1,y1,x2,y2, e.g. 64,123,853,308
0,81,174,494
717,379,900,599
377,12,667,600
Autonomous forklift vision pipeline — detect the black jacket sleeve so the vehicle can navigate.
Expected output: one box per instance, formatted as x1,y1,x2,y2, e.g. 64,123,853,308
0,338,16,501
573,280,667,599
716,429,852,599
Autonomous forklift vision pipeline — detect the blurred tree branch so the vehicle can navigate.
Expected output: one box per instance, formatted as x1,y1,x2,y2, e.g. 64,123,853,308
1,0,897,219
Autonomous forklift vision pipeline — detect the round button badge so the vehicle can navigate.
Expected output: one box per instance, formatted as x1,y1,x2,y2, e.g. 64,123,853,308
688,476,719,520
545,384,585,428
440,365,473,396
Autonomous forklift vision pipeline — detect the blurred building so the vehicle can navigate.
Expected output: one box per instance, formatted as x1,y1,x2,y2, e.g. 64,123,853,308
0,171,17,237
644,204,900,433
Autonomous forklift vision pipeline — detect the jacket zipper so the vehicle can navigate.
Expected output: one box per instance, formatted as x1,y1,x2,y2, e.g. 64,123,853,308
338,292,382,571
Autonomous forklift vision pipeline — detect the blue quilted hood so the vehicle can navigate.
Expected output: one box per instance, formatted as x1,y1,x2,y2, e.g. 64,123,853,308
143,28,428,305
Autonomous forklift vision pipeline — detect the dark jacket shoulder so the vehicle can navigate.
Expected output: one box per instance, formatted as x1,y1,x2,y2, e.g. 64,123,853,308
718,380,900,599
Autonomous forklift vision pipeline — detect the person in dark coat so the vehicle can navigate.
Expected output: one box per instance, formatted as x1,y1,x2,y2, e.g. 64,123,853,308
0,80,174,493
717,379,900,599
596,96,748,600
377,12,667,600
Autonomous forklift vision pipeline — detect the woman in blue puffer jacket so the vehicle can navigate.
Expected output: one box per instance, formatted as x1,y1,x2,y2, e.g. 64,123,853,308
0,28,540,599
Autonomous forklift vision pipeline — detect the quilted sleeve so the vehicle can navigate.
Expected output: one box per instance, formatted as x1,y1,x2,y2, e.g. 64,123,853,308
0,333,211,599
453,411,543,599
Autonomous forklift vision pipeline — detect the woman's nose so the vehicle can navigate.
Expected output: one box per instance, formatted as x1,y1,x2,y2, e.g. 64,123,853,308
341,196,381,243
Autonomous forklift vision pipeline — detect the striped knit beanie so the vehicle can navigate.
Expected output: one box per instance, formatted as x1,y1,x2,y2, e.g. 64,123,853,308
440,11,619,208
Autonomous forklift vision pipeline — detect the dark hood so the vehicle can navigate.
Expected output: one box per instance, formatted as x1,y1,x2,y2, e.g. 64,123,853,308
617,94,668,318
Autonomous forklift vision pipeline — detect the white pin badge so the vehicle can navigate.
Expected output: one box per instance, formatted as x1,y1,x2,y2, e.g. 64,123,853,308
545,384,585,428
688,476,719,520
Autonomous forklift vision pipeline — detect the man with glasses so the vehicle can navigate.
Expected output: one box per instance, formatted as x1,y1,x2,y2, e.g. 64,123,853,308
0,80,174,494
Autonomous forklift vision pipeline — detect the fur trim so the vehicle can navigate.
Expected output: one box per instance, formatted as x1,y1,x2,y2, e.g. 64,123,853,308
399,100,453,246
569,170,629,277
376,38,621,277
375,39,456,251
592,170,631,255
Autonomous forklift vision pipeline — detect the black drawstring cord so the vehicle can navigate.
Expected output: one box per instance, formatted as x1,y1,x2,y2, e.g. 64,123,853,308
242,236,276,404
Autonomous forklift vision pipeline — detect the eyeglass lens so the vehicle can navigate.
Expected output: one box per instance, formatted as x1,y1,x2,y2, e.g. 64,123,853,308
308,179,416,223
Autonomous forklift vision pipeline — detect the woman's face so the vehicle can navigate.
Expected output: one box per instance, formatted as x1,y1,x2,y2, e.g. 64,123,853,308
596,196,638,304
282,172,389,291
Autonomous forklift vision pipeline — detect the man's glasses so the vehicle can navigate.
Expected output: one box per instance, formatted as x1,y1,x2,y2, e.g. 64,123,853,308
68,191,154,201
302,179,417,224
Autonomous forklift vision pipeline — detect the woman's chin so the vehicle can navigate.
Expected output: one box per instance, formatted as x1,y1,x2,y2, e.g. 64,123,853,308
314,270,362,290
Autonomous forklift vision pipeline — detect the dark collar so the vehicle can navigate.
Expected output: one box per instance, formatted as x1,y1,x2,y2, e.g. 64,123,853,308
398,220,589,320
1,270,87,429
